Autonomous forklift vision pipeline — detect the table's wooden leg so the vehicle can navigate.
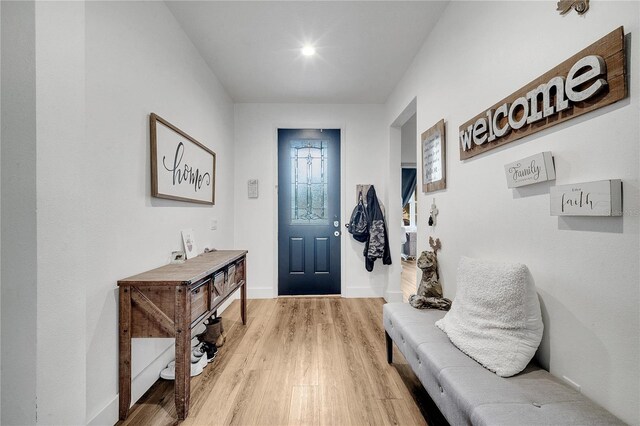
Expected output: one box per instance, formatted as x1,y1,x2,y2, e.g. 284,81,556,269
241,281,247,325
119,287,132,420
175,286,191,420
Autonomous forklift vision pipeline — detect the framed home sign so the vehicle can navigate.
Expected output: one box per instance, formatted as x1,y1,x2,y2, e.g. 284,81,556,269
150,113,216,204
422,119,446,193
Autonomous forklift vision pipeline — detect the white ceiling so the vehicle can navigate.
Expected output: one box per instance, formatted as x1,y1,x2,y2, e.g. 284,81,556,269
166,1,448,104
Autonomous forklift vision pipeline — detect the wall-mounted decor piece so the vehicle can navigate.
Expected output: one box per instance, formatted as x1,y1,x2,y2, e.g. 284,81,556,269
550,179,622,216
459,27,626,160
557,0,589,15
181,228,199,259
428,198,438,227
356,184,372,203
504,152,556,188
150,113,216,204
422,119,446,193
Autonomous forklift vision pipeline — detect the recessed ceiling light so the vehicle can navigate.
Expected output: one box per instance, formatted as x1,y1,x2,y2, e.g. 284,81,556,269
302,45,316,56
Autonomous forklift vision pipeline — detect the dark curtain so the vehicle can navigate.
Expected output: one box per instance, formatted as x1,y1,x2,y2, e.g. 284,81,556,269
401,168,417,207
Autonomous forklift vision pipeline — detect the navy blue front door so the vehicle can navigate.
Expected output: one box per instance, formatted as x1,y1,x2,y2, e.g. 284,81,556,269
278,129,341,295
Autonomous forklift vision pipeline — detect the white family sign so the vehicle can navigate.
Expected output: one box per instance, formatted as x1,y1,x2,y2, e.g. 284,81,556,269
504,152,555,188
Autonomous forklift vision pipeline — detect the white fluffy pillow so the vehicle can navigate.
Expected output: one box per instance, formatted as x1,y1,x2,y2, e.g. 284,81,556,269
435,256,543,377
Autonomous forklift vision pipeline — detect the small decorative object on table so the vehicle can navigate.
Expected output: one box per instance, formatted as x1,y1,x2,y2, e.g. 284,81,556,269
170,251,186,264
409,237,451,310
181,228,198,259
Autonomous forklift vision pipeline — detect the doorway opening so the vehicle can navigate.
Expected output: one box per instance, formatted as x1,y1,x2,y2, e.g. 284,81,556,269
277,128,342,296
392,102,418,302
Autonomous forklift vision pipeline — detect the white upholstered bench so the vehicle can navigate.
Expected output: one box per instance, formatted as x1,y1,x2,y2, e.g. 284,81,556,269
384,303,624,426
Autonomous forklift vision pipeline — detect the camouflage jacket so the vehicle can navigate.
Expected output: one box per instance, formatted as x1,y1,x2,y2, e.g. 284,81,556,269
364,186,392,271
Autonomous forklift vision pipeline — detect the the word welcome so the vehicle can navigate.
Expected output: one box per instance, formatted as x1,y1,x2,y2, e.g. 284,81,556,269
460,55,607,152
457,27,626,160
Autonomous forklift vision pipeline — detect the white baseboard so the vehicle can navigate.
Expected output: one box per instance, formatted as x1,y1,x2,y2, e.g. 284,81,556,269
343,287,384,298
216,293,237,313
87,343,174,425
248,287,275,299
87,395,118,426
384,289,404,303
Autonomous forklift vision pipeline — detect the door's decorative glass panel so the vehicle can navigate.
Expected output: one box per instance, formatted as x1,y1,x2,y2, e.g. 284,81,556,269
290,140,329,224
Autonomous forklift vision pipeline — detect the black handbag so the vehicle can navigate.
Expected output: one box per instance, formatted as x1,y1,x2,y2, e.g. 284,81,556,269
346,192,369,243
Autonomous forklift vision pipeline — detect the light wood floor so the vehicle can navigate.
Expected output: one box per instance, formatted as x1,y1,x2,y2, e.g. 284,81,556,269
119,297,446,426
401,259,418,302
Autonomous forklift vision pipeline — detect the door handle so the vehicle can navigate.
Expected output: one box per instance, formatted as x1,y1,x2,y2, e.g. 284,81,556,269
333,220,340,228
334,231,340,237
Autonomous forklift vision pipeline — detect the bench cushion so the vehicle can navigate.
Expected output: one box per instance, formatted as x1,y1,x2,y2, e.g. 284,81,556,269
383,303,624,425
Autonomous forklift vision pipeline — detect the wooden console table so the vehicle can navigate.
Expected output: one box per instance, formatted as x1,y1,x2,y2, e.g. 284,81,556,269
117,250,247,420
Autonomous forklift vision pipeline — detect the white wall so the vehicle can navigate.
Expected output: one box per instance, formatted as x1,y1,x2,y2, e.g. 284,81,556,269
1,1,38,424
1,5,89,422
36,2,86,423
401,113,417,165
83,2,235,424
0,0,4,420
385,2,639,424
0,1,234,424
234,103,391,299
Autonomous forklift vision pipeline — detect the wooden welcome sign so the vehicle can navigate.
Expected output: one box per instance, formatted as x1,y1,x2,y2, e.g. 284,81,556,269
459,27,627,160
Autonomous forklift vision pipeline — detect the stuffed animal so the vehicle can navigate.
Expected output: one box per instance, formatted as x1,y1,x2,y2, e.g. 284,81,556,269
409,237,451,310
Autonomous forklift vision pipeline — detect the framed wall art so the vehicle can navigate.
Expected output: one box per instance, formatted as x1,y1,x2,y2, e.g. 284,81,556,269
150,113,216,204
421,119,446,193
